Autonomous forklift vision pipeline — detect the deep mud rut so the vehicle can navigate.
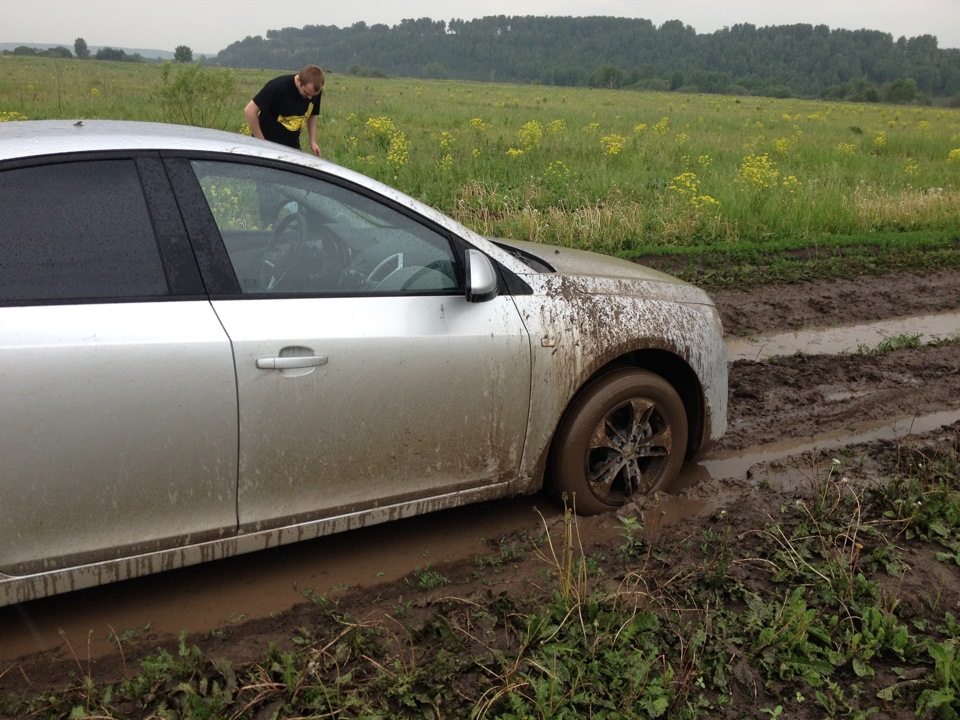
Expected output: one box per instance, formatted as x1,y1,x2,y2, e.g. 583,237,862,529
3,268,960,696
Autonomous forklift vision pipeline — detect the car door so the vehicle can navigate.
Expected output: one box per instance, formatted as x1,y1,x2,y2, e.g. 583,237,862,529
0,156,239,575
173,158,532,532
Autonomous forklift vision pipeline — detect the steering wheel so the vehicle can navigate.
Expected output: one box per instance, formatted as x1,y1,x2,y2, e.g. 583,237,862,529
259,212,308,290
365,252,404,285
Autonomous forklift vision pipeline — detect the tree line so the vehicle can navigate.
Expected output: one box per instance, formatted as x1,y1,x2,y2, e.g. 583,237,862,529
3,38,194,64
212,15,960,103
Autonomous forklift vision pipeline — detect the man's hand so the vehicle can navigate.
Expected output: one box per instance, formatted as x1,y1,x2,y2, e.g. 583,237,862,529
306,114,321,156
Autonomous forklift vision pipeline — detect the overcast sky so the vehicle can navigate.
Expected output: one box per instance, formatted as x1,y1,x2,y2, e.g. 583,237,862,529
3,0,957,55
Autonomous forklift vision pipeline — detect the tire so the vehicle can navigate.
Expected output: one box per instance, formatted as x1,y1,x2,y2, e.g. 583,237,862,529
549,368,688,516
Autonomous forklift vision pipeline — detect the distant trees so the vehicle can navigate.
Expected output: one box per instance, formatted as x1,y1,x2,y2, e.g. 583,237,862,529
348,65,387,78
94,47,144,62
3,16,955,104
887,77,918,103
423,62,447,79
590,64,625,89
96,47,125,61
10,45,72,58
212,15,960,102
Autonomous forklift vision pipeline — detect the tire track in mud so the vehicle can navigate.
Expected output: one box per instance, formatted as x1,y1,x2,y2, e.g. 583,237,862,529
677,274,960,526
720,341,960,452
714,271,960,455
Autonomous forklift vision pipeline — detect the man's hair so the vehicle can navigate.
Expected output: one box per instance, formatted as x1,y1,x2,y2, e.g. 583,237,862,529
298,65,325,89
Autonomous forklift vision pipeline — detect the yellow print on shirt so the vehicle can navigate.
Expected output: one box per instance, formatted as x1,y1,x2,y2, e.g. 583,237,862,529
278,102,314,132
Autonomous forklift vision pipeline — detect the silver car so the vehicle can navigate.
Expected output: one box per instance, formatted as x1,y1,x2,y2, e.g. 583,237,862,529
0,120,727,605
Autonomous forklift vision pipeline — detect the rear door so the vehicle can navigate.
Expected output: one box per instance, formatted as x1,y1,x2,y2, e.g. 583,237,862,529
0,155,238,575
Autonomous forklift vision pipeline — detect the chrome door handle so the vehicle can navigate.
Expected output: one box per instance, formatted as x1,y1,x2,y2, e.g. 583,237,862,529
256,355,328,370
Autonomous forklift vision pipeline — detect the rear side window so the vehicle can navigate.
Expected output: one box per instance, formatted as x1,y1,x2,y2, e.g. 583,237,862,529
0,160,168,303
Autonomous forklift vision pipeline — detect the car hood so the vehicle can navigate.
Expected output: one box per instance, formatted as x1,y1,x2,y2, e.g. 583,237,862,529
491,238,685,284
488,237,719,311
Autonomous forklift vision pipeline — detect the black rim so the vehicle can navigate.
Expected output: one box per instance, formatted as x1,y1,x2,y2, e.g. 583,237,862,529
584,397,673,502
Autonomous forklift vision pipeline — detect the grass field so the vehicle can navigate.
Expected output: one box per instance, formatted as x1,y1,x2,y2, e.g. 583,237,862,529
2,55,959,283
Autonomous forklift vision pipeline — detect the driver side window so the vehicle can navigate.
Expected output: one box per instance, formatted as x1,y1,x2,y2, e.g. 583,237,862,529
190,160,460,296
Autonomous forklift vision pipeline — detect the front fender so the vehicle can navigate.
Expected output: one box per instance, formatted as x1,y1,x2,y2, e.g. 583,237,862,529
507,274,727,494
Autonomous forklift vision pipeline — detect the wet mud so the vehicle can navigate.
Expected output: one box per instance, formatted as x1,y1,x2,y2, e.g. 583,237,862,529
3,268,960,693
725,309,960,360
712,268,960,337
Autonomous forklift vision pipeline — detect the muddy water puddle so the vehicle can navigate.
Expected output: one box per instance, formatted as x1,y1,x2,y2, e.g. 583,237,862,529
726,310,960,360
699,408,960,480
0,496,554,662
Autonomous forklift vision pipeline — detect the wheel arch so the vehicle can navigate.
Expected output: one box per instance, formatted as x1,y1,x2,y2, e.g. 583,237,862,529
622,348,706,460
544,348,707,477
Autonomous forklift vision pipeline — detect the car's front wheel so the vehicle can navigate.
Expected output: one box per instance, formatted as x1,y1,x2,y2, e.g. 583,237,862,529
550,368,688,515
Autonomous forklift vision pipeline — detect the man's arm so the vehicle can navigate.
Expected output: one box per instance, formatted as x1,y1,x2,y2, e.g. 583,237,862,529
244,100,264,140
306,114,321,157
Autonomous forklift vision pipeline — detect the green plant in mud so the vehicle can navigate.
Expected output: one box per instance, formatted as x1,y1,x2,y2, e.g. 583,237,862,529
871,441,960,562
743,586,843,686
475,507,753,719
915,637,960,719
121,631,225,710
756,463,878,613
857,332,924,355
929,332,960,349
695,523,739,596
11,630,231,719
533,505,590,606
476,532,530,568
740,448,960,716
847,605,917,678
106,622,152,645
411,564,451,590
617,515,646,560
300,582,348,607
471,508,685,718
474,588,679,718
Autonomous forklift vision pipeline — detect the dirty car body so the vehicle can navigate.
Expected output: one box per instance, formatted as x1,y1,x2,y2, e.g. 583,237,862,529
0,120,726,605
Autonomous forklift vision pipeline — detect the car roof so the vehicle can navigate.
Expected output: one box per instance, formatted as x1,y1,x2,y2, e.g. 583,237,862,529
0,119,313,165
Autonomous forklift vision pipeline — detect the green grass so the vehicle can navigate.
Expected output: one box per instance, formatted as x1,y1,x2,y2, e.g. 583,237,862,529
631,230,960,288
3,56,960,287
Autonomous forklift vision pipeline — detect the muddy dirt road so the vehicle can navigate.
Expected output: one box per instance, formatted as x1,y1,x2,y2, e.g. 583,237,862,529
3,268,960,690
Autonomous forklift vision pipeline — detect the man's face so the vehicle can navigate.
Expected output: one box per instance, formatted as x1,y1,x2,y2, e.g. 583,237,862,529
296,75,321,98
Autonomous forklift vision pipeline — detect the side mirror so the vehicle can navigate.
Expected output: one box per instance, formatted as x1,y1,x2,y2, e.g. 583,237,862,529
465,249,499,303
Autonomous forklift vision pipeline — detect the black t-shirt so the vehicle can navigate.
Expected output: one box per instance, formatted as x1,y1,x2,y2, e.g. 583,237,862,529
252,74,322,149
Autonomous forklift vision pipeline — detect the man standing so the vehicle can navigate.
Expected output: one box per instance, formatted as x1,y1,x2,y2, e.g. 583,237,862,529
244,65,325,156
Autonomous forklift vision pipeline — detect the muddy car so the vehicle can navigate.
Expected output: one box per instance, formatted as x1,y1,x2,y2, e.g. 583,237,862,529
0,120,727,605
